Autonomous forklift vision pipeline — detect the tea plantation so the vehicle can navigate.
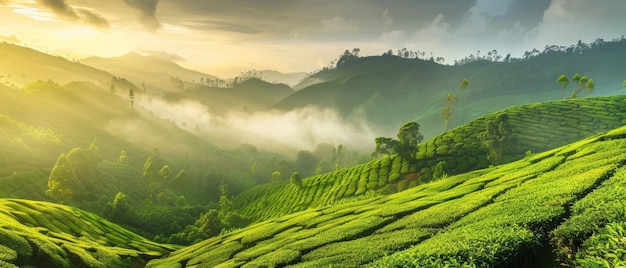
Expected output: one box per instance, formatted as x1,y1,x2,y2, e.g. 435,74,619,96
0,199,179,267
147,124,626,267
233,96,626,222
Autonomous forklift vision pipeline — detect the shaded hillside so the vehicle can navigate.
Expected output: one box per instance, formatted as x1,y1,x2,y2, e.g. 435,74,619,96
81,53,218,94
234,96,626,222
163,78,294,113
146,125,626,267
0,79,298,200
0,43,113,88
276,39,626,138
0,198,178,267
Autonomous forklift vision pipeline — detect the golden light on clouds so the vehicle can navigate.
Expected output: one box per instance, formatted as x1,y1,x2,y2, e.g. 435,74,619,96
1,0,626,77
11,4,55,21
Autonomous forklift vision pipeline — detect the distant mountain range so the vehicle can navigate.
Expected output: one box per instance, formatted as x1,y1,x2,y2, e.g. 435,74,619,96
277,38,626,138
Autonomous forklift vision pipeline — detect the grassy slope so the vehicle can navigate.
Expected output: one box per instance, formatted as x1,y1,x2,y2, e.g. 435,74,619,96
0,43,113,88
80,52,218,94
233,96,626,222
147,124,626,268
277,40,626,138
0,198,178,268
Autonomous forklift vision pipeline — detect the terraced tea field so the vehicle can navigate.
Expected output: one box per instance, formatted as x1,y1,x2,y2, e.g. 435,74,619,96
234,96,626,222
0,199,178,267
147,125,626,267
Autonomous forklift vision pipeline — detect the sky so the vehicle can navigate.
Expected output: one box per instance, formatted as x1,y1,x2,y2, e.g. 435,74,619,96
1,0,625,77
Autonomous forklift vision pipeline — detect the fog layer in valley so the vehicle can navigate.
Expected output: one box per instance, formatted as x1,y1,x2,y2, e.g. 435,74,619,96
139,97,379,156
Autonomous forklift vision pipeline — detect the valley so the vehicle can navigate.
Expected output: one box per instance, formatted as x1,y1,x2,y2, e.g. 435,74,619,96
1,36,626,267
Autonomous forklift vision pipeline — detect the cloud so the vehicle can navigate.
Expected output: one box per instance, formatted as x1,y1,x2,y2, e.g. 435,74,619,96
181,20,262,34
0,34,20,43
37,0,78,19
321,16,359,33
76,8,110,29
35,0,110,29
382,8,393,29
137,98,378,156
123,0,162,32
525,0,626,49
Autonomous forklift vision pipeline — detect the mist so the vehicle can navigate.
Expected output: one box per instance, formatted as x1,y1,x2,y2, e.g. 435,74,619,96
138,97,380,157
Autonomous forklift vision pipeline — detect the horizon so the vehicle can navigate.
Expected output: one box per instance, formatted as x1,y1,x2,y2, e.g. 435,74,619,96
1,0,625,77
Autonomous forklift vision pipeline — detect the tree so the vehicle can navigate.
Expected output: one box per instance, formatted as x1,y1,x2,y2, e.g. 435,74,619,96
623,80,626,88
290,172,302,187
584,79,595,95
108,192,130,220
572,73,581,84
129,89,135,111
218,183,233,216
46,154,84,203
481,113,514,165
396,121,424,161
459,79,469,90
271,171,282,182
458,79,469,124
117,150,127,164
110,84,115,94
440,93,458,131
371,137,398,158
557,74,569,99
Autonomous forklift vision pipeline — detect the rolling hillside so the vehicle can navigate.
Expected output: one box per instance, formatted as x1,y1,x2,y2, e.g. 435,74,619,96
163,78,294,114
0,198,177,267
0,43,113,88
146,124,626,267
80,53,218,94
233,95,626,222
276,38,626,138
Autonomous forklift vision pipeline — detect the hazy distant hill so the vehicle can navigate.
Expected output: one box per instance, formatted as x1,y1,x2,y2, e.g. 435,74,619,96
163,78,294,113
0,43,113,87
256,69,308,87
277,39,626,138
80,52,218,94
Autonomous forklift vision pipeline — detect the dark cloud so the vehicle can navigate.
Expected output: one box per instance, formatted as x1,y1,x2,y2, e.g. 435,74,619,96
123,0,161,32
37,0,79,19
0,34,20,43
36,0,110,29
168,0,476,39
77,8,110,29
491,0,552,32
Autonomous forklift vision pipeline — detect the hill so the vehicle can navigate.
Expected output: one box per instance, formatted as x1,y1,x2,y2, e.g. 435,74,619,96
0,198,177,267
276,38,626,138
233,95,626,222
146,123,626,267
163,78,294,114
256,70,308,87
80,52,218,94
0,43,113,88
0,78,302,241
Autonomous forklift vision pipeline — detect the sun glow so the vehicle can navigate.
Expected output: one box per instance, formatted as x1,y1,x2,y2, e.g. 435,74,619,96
11,4,55,22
